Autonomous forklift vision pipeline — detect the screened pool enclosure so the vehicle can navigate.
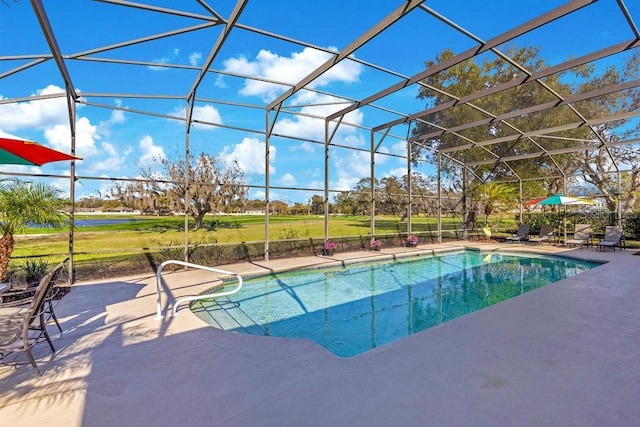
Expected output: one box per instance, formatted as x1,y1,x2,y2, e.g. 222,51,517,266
0,0,639,278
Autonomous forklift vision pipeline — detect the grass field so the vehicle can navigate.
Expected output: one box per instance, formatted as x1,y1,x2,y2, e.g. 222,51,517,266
10,213,519,280
9,212,635,282
13,213,474,258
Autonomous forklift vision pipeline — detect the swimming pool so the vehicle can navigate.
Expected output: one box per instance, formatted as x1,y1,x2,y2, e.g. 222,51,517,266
191,250,601,357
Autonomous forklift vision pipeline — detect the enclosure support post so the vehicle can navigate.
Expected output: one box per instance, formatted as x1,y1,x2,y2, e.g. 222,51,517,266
184,99,192,264
437,153,442,243
264,110,271,261
407,137,412,237
67,90,76,285
519,179,523,224
324,120,330,242
618,170,622,226
462,167,467,239
370,131,375,241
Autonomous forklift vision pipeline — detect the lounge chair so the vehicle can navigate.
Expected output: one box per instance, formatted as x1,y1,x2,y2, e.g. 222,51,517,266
482,227,492,240
528,224,554,245
596,226,624,252
0,259,67,374
565,224,591,248
505,224,529,242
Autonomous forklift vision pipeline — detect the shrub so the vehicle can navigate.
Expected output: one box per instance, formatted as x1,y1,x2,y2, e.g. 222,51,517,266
21,258,48,286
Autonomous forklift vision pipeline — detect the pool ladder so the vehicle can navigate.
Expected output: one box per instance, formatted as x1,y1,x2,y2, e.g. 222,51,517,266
154,260,243,319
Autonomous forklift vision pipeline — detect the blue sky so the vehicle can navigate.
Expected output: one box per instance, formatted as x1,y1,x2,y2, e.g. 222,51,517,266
0,0,638,204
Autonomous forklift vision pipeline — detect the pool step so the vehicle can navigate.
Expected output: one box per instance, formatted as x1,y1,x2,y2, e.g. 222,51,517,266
192,298,267,335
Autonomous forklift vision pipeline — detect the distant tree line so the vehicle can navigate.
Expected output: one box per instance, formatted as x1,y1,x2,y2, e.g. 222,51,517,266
80,167,467,226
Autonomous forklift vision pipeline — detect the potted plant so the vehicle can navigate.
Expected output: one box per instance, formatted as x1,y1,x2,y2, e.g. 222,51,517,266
323,240,338,256
370,238,382,251
406,234,418,247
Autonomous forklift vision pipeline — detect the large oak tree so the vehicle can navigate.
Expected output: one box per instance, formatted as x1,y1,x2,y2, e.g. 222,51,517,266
412,47,640,210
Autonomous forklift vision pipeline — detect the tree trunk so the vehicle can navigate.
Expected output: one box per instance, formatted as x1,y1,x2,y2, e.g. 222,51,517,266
0,233,14,282
193,212,206,230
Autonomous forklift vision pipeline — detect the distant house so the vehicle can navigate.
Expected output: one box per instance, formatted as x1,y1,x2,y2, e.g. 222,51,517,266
111,206,134,213
141,208,174,216
76,207,102,213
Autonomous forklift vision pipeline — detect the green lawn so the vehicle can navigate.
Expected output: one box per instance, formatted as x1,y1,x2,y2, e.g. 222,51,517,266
13,213,470,261
8,213,531,282
10,212,634,281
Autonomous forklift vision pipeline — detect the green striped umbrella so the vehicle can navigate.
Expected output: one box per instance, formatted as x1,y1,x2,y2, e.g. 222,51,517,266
0,131,80,166
535,194,595,242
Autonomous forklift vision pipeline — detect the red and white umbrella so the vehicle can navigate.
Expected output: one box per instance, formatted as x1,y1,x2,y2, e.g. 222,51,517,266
0,131,81,166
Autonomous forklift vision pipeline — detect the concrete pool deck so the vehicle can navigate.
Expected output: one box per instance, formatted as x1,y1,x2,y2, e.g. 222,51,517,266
1,242,639,426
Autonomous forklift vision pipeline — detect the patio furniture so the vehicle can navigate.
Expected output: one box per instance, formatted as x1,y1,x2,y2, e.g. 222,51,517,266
0,259,67,374
482,227,492,239
0,258,68,332
505,224,529,242
565,224,591,248
596,226,624,252
528,224,555,245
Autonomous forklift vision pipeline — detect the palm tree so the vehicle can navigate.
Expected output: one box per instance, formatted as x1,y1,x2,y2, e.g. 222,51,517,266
471,182,517,226
0,180,69,281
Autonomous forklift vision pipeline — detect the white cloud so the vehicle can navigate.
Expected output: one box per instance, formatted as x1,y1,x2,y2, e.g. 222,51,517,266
386,167,408,178
45,116,99,157
291,141,316,154
390,140,408,156
223,47,363,102
168,104,223,129
279,173,296,186
0,85,68,131
97,100,126,137
148,49,203,70
189,52,202,66
334,176,360,192
306,179,324,190
273,93,364,141
138,135,166,168
0,164,40,175
220,137,275,175
149,48,180,71
251,190,265,200
306,168,321,178
334,149,389,176
375,147,390,162
219,47,368,186
50,174,72,195
91,141,133,172
214,75,227,88
334,150,370,180
108,109,126,126
329,149,390,191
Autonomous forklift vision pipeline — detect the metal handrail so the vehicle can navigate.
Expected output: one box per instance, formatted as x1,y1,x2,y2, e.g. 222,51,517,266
154,260,243,319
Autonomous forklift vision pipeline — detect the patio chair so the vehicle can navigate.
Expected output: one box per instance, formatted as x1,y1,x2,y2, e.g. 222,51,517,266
505,223,529,242
0,258,68,332
0,259,67,374
565,224,591,248
528,224,554,245
596,226,624,252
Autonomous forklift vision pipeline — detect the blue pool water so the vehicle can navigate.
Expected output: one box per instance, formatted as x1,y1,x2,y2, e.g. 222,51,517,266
191,250,601,357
